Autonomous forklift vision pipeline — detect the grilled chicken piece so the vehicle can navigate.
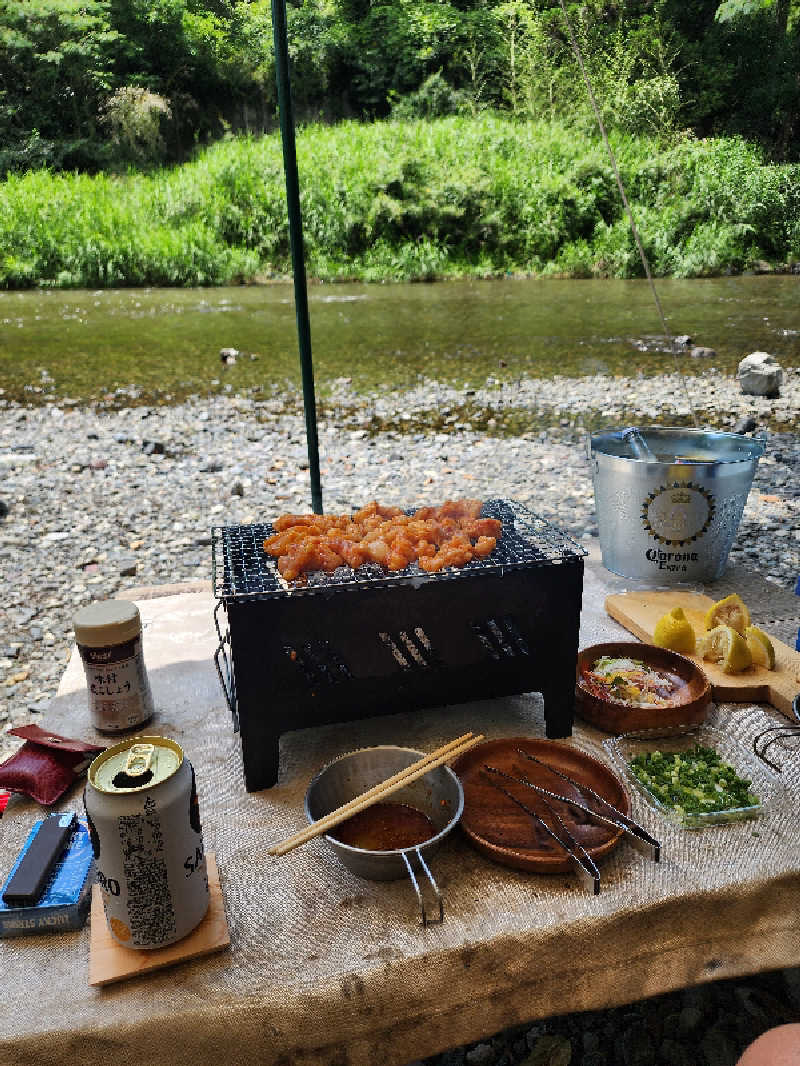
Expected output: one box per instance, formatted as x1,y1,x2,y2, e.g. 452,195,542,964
264,499,501,581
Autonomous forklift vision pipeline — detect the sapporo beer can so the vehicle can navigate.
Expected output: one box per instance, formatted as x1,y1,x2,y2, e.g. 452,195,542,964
84,736,209,949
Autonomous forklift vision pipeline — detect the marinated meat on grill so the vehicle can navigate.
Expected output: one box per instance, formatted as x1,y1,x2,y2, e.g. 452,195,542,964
263,498,502,581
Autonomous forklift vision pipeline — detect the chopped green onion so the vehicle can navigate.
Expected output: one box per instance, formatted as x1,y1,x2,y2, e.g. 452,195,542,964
629,744,759,817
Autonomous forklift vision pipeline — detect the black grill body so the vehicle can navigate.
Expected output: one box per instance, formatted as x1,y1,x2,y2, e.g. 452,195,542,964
213,500,585,792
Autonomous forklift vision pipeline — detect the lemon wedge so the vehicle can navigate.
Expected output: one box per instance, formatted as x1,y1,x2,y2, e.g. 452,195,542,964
745,625,775,669
653,606,696,654
703,593,751,634
697,624,752,674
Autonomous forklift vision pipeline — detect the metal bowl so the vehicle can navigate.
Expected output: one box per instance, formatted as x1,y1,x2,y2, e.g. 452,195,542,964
304,745,464,925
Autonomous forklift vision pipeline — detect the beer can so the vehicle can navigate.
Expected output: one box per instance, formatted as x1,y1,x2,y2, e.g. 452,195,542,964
84,736,209,949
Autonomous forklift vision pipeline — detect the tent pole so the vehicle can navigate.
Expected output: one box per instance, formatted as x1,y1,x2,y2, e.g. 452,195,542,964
271,0,323,514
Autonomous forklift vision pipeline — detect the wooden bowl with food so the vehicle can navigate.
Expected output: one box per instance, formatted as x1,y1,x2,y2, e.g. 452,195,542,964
575,641,712,734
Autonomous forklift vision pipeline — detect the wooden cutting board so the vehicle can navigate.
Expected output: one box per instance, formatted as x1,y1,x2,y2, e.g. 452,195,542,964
605,589,800,718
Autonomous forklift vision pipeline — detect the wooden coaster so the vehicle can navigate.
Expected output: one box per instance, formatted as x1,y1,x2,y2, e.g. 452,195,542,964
89,852,230,987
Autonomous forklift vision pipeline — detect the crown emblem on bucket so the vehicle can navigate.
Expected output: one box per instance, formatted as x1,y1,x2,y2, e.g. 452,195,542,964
640,481,715,547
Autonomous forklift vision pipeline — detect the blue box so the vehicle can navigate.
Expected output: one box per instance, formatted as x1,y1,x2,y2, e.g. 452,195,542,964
0,817,94,937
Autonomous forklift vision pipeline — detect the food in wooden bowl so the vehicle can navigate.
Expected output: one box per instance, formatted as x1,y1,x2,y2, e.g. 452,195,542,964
575,641,712,734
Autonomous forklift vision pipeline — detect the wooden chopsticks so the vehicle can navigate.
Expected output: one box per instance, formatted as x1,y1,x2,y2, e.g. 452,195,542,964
268,732,484,857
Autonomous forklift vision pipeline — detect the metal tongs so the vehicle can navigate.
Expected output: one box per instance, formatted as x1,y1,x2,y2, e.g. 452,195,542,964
481,746,662,894
484,767,601,894
515,749,661,862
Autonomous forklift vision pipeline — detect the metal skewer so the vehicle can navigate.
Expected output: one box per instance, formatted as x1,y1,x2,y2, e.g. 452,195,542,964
483,769,601,895
515,748,661,861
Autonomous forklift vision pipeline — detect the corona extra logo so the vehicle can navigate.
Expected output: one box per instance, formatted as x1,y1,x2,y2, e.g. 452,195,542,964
640,481,715,547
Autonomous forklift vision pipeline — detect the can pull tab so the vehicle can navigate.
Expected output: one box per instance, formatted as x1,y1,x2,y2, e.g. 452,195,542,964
125,743,156,776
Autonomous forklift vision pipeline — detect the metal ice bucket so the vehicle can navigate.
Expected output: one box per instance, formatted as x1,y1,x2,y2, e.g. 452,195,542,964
590,427,764,583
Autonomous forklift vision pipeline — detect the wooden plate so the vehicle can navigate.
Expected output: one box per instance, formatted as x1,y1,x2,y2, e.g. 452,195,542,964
575,641,712,734
452,737,629,873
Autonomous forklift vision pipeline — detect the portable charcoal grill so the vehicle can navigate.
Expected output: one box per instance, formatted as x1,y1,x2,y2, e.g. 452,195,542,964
213,499,586,792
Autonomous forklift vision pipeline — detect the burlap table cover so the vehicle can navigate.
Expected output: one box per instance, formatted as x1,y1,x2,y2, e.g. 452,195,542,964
1,553,798,1066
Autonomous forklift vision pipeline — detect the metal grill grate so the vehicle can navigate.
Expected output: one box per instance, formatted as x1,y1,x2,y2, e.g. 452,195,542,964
212,498,586,602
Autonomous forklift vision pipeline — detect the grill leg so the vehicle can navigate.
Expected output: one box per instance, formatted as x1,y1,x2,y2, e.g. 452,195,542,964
541,676,575,739
541,556,581,739
240,721,280,792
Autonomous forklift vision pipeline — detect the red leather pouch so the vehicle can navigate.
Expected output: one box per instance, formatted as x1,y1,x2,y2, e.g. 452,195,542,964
0,726,106,806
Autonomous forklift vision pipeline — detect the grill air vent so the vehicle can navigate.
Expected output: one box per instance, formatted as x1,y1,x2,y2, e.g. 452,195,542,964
285,642,352,686
472,616,530,660
379,628,437,670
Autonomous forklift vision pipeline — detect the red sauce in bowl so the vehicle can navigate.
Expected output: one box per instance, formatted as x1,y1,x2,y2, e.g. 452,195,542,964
329,802,435,851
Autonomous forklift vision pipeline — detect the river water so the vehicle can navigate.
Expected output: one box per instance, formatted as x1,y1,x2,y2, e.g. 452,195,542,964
0,276,797,405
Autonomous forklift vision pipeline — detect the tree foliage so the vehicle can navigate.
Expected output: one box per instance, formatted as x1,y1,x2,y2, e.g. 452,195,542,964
0,0,799,174
0,0,121,169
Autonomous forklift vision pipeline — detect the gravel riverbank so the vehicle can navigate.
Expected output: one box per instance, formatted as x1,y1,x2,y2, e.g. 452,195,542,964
1,367,798,1065
2,367,798,744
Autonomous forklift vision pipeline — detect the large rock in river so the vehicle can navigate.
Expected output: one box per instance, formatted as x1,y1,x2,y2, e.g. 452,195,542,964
737,351,783,396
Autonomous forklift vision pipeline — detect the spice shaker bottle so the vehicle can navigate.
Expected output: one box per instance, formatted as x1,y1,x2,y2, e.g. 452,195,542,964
74,600,154,733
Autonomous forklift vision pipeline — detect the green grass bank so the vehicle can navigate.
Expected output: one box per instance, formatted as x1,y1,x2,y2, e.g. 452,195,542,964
2,115,799,289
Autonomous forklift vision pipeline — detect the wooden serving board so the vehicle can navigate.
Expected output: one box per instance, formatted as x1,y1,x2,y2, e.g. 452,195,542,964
605,590,800,718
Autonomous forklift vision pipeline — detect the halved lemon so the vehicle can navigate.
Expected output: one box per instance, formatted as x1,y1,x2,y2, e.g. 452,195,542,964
745,625,775,669
653,606,696,654
697,624,752,674
703,593,751,635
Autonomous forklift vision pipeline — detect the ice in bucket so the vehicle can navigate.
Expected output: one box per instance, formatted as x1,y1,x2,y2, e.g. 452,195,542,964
590,427,764,583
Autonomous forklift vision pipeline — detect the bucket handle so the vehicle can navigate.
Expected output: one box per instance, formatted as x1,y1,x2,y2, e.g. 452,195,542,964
401,848,444,927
